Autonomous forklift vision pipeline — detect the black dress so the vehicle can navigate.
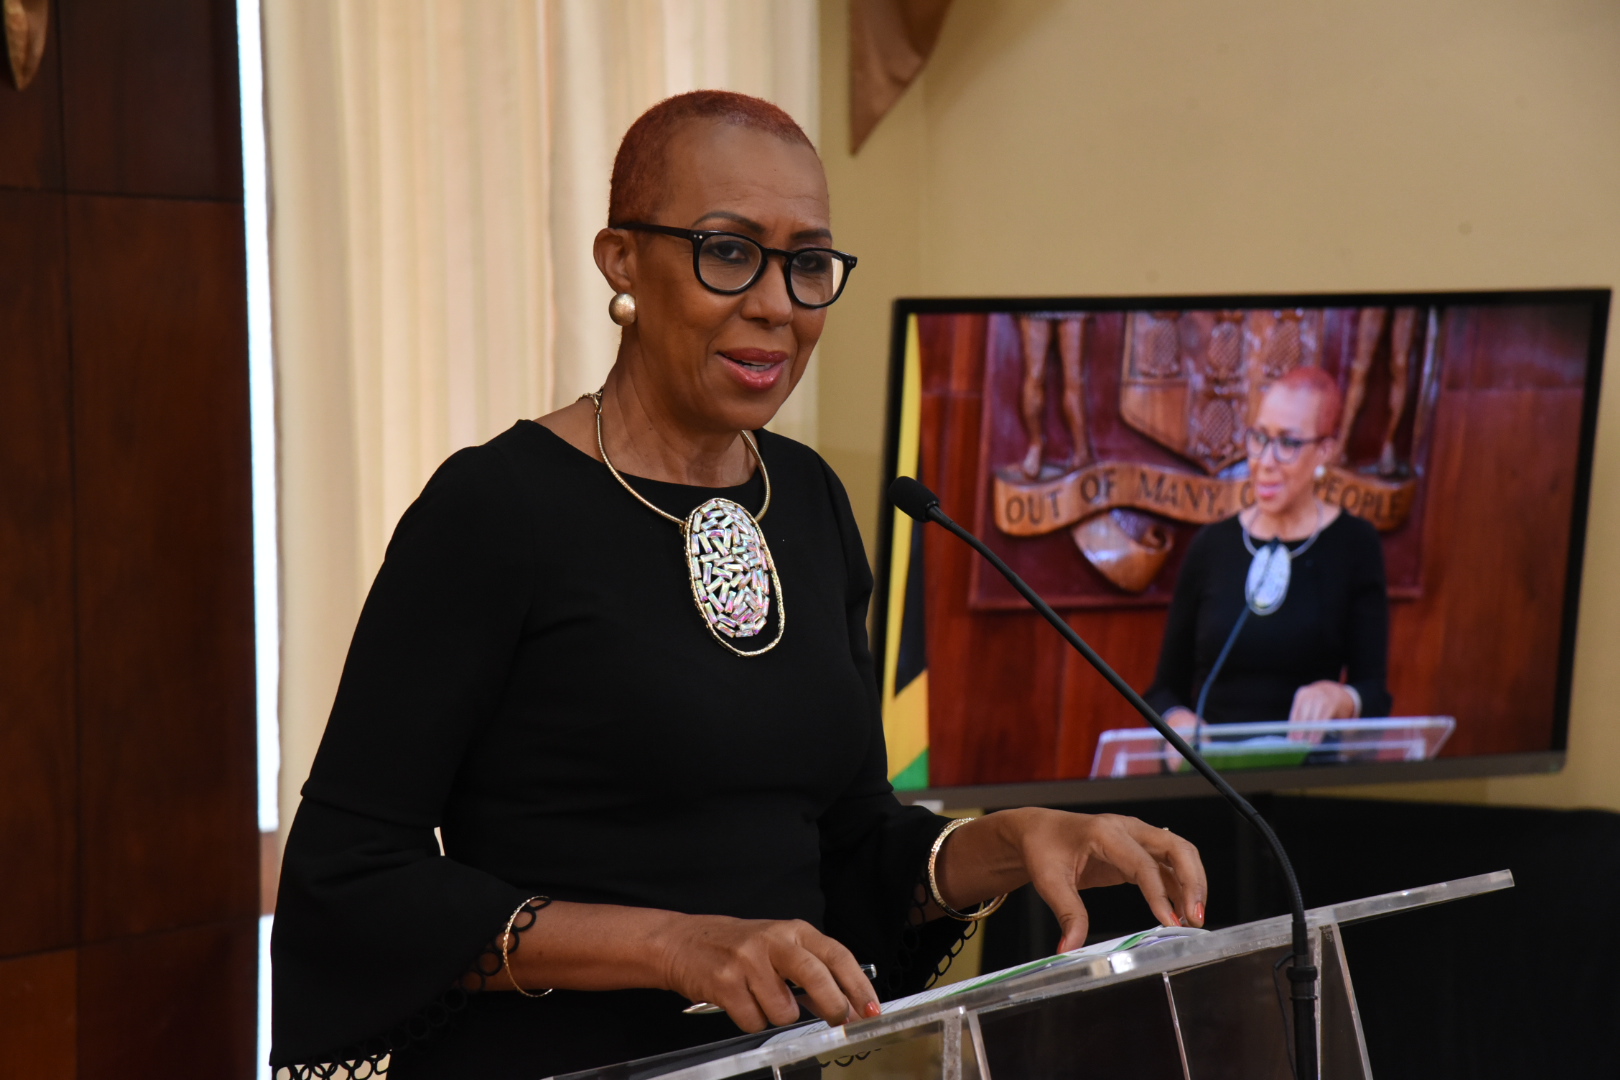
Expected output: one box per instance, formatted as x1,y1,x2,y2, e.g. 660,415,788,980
1143,513,1392,725
269,421,961,1079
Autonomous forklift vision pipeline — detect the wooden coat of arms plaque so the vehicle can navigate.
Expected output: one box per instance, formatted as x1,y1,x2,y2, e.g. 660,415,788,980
978,305,1438,607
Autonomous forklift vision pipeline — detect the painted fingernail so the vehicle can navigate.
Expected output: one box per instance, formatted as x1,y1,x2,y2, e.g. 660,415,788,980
863,1001,882,1018
1195,902,1205,925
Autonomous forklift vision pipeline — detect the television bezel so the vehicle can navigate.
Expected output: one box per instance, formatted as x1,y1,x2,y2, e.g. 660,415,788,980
871,288,1611,809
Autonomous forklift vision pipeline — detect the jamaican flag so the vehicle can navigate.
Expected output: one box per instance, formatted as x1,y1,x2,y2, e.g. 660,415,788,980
880,316,930,791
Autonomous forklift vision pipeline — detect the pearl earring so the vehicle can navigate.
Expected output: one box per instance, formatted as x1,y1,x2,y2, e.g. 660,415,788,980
1315,464,1326,479
608,292,637,326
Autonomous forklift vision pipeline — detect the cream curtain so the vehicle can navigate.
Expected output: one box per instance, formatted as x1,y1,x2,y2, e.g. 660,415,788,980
262,0,820,848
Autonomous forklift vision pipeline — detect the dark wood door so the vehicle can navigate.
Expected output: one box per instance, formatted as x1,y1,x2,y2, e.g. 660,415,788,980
0,2,258,1076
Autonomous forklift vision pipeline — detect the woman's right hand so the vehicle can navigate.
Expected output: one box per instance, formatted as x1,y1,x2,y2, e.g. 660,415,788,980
1163,706,1200,744
656,913,881,1032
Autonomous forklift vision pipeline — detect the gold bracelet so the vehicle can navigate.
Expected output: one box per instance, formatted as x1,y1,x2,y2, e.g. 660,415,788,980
926,817,1008,922
500,895,553,998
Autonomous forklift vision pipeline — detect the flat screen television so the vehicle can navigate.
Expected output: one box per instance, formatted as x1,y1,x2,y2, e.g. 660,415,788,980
872,290,1610,807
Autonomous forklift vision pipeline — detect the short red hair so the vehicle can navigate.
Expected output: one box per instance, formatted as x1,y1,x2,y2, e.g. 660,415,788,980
608,90,816,226
1267,365,1343,438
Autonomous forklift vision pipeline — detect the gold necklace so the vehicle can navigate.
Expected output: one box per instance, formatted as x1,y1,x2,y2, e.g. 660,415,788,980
589,390,785,657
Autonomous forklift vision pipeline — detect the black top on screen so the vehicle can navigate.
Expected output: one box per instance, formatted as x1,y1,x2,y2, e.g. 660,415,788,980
1145,513,1393,725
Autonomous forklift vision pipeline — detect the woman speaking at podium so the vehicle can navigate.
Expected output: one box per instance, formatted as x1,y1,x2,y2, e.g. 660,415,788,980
1145,367,1393,732
270,92,1207,1080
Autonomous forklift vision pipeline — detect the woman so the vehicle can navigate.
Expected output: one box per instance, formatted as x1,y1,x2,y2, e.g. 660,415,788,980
1145,365,1392,735
271,91,1207,1080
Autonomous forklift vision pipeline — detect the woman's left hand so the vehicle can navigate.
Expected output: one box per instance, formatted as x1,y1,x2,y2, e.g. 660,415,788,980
931,809,1207,952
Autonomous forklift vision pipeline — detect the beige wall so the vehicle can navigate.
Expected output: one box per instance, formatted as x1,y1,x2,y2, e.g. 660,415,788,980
815,0,1620,811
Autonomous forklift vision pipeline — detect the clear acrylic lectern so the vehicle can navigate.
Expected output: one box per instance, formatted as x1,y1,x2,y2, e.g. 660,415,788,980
554,871,1511,1080
1090,717,1457,779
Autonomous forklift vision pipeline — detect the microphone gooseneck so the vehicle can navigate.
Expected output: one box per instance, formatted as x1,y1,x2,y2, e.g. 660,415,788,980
889,476,1318,1080
1193,604,1251,747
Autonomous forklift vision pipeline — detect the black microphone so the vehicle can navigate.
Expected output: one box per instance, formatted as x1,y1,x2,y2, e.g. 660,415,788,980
889,475,1318,1080
1193,605,1251,745
889,475,941,522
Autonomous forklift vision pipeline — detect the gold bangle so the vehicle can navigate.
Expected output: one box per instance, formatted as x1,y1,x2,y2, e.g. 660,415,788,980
927,817,1008,922
500,895,553,998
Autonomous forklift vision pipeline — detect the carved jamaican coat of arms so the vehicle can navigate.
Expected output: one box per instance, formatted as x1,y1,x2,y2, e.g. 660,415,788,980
987,306,1438,601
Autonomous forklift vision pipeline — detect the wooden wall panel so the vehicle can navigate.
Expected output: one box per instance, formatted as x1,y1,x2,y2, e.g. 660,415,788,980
921,315,1071,787
0,4,64,190
0,191,77,957
1382,394,1580,757
0,2,258,1074
1054,607,1167,772
59,0,242,200
78,920,257,1080
0,949,76,1080
69,195,256,942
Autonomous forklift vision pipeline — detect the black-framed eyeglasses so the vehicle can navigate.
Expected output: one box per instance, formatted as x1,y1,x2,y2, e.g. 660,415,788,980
1244,427,1328,465
613,222,857,309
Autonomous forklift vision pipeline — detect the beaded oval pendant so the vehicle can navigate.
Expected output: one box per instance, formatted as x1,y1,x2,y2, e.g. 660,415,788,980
1245,542,1291,615
684,497,786,656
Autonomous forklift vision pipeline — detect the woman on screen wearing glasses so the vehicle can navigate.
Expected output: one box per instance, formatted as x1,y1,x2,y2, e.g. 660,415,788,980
270,92,1208,1080
1145,366,1393,739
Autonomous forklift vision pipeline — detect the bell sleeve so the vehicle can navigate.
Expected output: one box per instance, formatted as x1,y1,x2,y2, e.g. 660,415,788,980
811,459,967,999
270,445,537,1073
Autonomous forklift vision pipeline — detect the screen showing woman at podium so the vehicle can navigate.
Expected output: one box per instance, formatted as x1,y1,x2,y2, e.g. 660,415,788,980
877,293,1603,789
1143,367,1392,736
